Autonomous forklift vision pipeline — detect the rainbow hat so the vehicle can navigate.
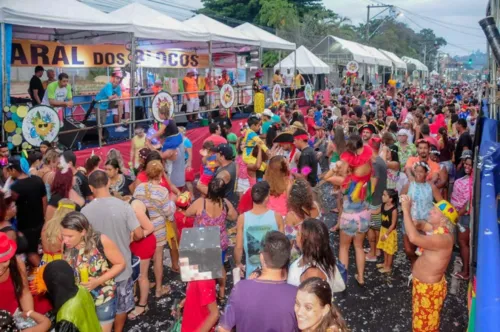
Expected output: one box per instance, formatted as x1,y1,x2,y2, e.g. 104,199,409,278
435,200,459,225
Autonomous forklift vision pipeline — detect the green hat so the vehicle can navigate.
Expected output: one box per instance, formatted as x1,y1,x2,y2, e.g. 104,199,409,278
226,133,238,158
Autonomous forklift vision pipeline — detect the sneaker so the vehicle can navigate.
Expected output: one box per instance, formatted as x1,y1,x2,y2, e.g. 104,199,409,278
115,126,127,132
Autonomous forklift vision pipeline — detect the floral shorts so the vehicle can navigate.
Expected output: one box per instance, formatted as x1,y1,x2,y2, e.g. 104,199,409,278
412,276,447,332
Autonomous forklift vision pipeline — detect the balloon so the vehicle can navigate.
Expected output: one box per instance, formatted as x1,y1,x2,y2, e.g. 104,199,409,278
4,120,16,133
16,105,29,118
7,142,13,150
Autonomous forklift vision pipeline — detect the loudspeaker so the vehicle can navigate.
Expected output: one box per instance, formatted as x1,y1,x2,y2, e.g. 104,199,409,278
479,17,500,65
58,118,88,150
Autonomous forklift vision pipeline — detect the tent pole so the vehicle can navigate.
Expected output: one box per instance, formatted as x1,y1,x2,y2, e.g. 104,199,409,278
129,33,136,139
1,23,5,141
208,41,213,114
293,48,297,98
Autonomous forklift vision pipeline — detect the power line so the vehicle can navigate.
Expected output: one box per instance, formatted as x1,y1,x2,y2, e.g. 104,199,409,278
394,6,482,31
399,10,484,38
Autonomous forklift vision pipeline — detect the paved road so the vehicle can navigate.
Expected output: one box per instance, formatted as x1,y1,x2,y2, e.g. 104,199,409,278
125,211,468,332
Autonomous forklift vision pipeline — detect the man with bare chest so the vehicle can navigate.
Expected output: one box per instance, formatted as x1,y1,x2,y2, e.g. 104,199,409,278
401,195,458,332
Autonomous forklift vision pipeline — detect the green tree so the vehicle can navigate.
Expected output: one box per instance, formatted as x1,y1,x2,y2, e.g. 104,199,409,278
198,0,261,24
257,0,299,29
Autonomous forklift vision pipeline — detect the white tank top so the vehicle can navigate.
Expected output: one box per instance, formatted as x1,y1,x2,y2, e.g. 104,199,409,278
287,256,335,293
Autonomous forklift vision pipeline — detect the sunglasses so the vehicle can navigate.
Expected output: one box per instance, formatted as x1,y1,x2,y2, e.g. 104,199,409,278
37,123,49,128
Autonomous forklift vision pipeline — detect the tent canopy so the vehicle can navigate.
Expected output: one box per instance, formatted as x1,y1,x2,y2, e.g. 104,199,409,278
312,36,379,66
402,56,428,72
110,3,209,42
0,0,127,32
184,14,260,47
379,50,407,70
234,23,295,50
359,45,393,67
274,45,330,74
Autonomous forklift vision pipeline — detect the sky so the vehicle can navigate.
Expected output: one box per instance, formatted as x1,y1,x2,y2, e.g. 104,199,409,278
176,0,488,56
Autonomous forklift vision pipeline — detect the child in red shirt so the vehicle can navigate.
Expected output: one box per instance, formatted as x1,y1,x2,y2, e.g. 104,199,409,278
174,192,195,240
180,279,219,332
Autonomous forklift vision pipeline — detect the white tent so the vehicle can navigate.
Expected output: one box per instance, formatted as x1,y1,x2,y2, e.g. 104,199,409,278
0,0,127,33
379,50,407,70
311,36,378,66
274,46,330,74
110,3,209,42
359,45,393,68
234,23,295,50
402,56,428,72
184,14,260,47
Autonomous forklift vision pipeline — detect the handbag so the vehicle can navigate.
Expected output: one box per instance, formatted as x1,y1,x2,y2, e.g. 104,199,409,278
332,262,347,293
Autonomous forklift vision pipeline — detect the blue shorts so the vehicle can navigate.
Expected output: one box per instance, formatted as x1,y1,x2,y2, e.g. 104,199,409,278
96,298,117,324
459,215,470,229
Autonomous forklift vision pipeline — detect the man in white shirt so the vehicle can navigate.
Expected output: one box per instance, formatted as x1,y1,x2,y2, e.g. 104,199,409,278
283,68,294,99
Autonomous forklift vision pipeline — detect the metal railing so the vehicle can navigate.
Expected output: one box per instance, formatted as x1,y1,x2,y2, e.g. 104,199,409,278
31,84,309,148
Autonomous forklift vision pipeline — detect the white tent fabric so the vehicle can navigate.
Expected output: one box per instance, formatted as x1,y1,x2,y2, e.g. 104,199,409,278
359,45,393,67
327,36,378,65
234,23,295,50
184,14,260,46
110,3,209,42
0,0,127,32
402,56,429,72
379,50,407,70
274,46,330,74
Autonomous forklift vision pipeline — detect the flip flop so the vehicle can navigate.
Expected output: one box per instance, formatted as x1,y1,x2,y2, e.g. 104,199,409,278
128,304,149,320
354,274,365,287
378,268,392,274
376,263,385,269
452,272,469,280
155,285,171,298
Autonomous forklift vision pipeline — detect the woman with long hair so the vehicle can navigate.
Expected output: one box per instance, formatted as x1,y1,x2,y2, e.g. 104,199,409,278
186,177,237,301
288,219,343,293
325,133,372,286
36,148,59,201
41,199,76,265
451,152,473,280
438,126,454,180
0,192,26,254
61,211,125,332
84,155,101,175
285,179,321,262
264,156,291,217
295,277,349,332
45,169,84,221
105,159,133,196
106,148,127,174
382,144,401,191
133,160,177,298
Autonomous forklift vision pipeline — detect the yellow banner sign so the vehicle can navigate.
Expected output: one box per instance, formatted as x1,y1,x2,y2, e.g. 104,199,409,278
11,39,210,68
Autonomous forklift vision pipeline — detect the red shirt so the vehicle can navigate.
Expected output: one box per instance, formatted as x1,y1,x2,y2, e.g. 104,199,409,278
136,171,172,192
238,188,253,214
203,134,227,147
305,116,316,137
181,279,217,332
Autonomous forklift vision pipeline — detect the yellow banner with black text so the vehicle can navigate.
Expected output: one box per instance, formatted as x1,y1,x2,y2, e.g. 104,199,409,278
11,39,210,68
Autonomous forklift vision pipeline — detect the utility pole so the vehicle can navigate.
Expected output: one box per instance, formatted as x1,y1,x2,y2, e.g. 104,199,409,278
365,4,395,43
423,44,427,68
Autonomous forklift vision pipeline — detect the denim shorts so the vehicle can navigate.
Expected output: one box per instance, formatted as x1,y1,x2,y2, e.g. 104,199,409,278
459,215,470,229
96,298,117,324
116,277,135,314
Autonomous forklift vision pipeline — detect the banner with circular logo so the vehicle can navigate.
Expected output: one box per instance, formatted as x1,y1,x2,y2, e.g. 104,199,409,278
304,84,314,101
152,91,175,122
220,84,235,108
22,105,60,147
346,61,359,74
272,84,282,102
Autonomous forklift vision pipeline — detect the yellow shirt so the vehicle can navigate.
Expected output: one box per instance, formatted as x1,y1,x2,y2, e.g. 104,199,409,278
294,74,303,88
273,74,283,84
132,135,146,166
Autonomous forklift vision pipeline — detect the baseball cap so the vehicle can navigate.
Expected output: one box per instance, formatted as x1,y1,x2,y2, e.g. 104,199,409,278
216,143,234,160
263,109,274,118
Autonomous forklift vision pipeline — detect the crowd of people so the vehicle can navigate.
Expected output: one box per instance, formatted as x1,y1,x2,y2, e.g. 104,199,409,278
0,81,478,331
